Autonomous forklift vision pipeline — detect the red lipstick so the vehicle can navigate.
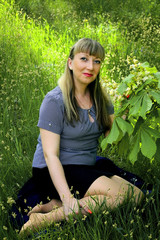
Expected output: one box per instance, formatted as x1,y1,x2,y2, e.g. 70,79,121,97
83,73,93,77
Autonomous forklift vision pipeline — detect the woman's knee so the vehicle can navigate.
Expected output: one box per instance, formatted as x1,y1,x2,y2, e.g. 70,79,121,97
84,175,120,197
111,175,144,204
84,175,144,205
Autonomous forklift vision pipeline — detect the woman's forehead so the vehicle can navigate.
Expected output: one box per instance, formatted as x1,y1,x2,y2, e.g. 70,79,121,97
75,52,101,59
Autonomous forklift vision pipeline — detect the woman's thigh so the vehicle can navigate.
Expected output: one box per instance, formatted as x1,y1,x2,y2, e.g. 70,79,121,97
84,175,144,206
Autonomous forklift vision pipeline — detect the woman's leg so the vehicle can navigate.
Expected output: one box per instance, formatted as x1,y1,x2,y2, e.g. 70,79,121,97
84,175,144,207
28,199,62,216
19,175,144,237
19,194,105,237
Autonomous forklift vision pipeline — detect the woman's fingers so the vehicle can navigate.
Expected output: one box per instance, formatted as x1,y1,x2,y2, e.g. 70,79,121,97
79,199,93,215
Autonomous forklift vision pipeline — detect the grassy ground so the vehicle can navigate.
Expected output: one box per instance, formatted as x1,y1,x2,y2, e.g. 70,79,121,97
0,0,160,239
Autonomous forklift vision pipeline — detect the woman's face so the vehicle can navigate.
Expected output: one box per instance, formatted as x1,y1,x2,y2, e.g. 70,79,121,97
68,52,102,88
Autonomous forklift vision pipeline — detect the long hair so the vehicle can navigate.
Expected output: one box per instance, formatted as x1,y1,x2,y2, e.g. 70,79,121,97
58,38,112,131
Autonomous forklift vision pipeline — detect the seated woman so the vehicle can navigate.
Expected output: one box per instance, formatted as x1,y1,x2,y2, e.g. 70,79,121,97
19,38,144,236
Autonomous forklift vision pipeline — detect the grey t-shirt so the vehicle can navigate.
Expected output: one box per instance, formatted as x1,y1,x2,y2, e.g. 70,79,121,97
32,86,114,168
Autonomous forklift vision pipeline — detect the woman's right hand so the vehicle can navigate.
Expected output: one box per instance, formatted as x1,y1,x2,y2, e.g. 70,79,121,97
62,195,92,219
62,196,80,219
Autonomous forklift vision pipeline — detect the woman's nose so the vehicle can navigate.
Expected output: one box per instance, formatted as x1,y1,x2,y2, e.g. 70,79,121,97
87,60,94,70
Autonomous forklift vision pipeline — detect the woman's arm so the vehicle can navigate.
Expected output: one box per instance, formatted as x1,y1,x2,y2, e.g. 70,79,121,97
40,128,80,218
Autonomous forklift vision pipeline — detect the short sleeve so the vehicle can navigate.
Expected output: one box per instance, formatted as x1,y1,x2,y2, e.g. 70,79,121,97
37,92,64,134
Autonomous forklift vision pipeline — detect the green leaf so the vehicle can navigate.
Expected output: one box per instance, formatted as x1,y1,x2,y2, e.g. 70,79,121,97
129,133,140,164
123,74,134,83
144,126,160,139
101,120,121,150
132,117,145,135
141,62,150,68
134,78,153,95
116,129,124,142
118,133,130,157
142,78,153,87
117,82,127,94
154,72,160,88
135,84,145,94
106,120,122,144
139,94,153,118
145,66,157,73
101,137,108,151
129,97,142,116
116,101,129,116
129,94,142,106
117,74,134,94
150,90,160,104
116,117,133,135
140,128,157,159
154,72,160,81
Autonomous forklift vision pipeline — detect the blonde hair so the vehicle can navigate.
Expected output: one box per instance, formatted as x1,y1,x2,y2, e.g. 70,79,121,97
58,38,112,130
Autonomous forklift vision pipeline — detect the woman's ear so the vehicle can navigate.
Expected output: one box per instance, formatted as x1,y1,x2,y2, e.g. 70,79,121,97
68,58,73,70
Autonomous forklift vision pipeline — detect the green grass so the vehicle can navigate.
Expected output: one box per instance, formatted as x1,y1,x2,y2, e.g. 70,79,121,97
4,190,160,239
0,0,160,239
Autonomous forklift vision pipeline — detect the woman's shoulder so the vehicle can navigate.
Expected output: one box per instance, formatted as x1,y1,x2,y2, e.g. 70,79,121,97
45,86,63,103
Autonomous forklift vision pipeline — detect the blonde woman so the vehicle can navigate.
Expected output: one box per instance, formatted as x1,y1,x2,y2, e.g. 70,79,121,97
20,38,143,235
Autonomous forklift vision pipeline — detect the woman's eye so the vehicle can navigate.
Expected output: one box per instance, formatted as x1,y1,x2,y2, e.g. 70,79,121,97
80,57,87,61
94,60,101,64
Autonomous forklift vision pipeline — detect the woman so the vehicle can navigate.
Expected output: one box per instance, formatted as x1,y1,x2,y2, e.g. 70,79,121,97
20,38,143,235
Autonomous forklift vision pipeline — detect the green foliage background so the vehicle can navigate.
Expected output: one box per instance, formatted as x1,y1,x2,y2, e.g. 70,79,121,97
0,0,160,239
101,61,160,165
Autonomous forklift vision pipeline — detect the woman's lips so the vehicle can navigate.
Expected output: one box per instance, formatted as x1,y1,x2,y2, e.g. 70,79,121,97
83,73,93,77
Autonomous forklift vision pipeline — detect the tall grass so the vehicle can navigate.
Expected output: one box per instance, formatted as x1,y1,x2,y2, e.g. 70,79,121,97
0,0,160,239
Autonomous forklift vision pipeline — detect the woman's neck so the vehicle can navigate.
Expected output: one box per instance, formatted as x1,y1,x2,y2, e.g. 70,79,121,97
75,88,92,110
75,88,89,98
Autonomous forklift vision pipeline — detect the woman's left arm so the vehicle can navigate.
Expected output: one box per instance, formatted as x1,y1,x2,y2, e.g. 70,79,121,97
104,114,115,137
